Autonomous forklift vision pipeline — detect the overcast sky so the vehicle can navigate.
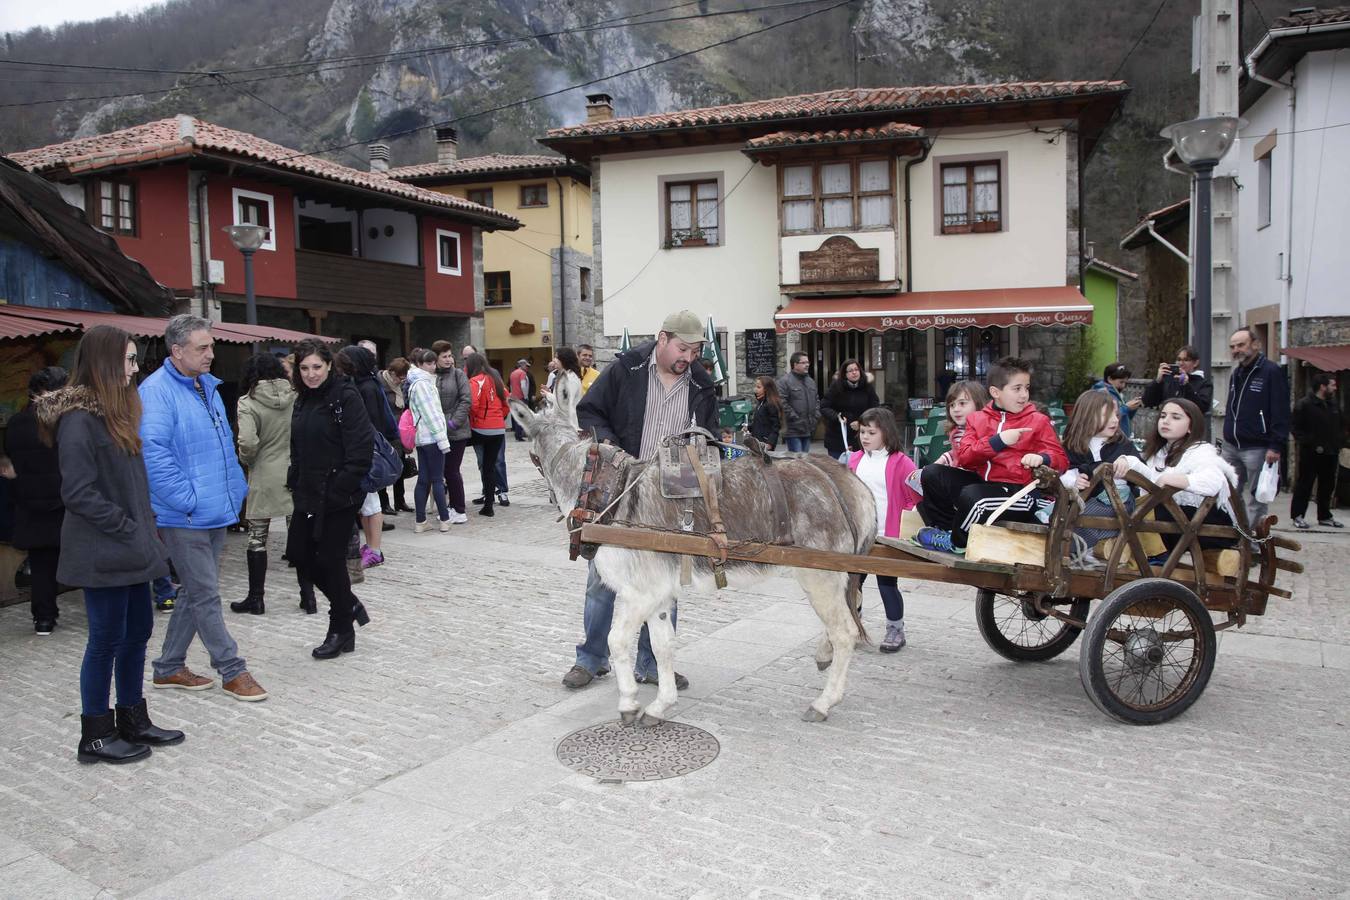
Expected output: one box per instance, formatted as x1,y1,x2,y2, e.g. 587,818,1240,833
1,0,164,33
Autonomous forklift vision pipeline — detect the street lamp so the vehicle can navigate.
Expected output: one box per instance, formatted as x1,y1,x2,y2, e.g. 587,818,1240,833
222,223,269,330
1160,115,1243,375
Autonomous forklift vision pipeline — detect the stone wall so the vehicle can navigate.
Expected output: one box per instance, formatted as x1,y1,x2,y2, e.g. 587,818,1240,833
1018,326,1076,402
552,245,596,351
1289,316,1350,350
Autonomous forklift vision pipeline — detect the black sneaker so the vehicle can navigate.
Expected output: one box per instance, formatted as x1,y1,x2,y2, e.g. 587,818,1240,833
635,671,689,691
1319,518,1345,529
497,493,510,507
34,619,56,636
471,496,486,505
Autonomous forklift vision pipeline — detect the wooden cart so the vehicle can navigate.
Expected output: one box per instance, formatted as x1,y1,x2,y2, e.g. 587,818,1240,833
577,466,1302,725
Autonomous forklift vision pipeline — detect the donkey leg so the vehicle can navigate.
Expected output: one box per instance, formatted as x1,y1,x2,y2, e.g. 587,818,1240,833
609,591,644,722
800,571,859,722
640,596,679,725
814,634,834,672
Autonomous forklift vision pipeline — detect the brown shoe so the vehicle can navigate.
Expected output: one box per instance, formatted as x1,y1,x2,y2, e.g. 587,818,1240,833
152,668,214,691
222,672,269,702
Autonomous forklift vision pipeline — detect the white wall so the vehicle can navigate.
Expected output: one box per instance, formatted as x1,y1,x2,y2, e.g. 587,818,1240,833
908,127,1070,291
362,208,419,265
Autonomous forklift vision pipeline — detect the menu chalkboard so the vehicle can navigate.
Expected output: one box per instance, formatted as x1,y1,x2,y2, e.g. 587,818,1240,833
744,328,777,377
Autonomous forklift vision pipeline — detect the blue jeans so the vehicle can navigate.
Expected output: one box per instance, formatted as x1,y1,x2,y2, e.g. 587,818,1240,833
153,527,247,683
1221,443,1270,524
415,443,449,523
472,439,509,493
152,575,177,602
81,583,153,715
785,436,811,453
575,560,677,678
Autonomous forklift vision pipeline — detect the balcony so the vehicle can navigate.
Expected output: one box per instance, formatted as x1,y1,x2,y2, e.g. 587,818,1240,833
295,249,424,313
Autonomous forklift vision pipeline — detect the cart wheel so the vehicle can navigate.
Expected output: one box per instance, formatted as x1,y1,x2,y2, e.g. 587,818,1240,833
1078,578,1216,725
974,589,1090,662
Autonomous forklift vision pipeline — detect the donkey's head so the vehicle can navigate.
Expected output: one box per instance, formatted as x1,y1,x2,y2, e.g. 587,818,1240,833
510,384,590,516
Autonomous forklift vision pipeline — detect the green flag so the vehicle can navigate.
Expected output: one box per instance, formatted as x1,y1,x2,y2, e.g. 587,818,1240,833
702,316,727,385
619,327,631,353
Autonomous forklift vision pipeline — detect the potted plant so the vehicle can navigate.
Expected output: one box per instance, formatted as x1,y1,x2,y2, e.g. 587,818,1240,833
679,228,708,247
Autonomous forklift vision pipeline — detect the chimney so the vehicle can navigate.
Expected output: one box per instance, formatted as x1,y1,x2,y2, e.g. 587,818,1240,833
585,93,614,123
368,142,390,174
435,127,459,164
176,114,196,144
1086,241,1096,260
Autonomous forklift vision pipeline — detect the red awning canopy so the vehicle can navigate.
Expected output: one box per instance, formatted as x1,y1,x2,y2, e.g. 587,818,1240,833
0,305,337,345
774,286,1093,334
1285,344,1350,372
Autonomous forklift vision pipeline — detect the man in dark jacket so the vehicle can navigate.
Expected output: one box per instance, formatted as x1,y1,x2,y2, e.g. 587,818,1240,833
776,351,820,453
563,310,716,690
1290,373,1343,529
1141,344,1214,414
1222,328,1291,524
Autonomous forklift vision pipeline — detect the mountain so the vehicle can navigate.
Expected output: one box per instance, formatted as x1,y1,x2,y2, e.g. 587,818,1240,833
0,0,1273,264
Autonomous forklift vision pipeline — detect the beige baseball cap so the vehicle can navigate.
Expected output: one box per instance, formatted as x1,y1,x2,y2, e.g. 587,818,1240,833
660,310,704,343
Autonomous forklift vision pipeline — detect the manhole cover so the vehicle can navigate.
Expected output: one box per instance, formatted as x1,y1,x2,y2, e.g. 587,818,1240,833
556,720,720,782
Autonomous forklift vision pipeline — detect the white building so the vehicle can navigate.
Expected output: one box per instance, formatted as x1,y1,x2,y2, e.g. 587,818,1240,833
540,82,1129,410
1237,7,1350,381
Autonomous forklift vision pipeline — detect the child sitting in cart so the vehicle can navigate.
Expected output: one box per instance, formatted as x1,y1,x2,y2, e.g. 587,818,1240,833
1113,398,1240,553
1059,390,1141,566
847,407,920,652
917,357,1068,555
914,380,988,534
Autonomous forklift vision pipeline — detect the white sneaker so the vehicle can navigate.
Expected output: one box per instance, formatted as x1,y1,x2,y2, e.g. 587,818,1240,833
449,512,468,525
439,517,452,533
414,520,432,534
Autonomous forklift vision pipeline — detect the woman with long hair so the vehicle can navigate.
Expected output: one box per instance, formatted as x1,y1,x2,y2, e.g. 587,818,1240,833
465,353,511,517
336,344,401,566
748,375,784,449
36,325,181,763
231,352,295,615
286,339,375,659
405,348,452,530
820,358,880,458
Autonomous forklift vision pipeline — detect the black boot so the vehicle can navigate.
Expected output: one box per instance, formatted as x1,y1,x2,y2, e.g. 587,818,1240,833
78,711,150,764
115,698,185,746
312,630,355,659
352,597,370,627
298,574,317,614
230,549,267,614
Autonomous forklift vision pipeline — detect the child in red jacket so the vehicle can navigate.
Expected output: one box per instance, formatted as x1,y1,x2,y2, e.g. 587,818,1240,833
916,357,1067,554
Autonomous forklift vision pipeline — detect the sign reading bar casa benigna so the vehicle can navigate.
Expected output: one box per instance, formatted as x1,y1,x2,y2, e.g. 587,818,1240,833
772,287,1095,335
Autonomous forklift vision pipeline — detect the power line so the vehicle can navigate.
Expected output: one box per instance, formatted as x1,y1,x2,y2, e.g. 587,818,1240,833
211,74,370,169
1109,0,1172,82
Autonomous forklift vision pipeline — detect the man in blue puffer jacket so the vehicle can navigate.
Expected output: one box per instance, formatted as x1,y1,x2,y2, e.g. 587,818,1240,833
142,315,268,702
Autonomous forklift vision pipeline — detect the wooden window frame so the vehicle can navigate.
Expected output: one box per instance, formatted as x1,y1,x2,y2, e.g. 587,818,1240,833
932,152,1007,236
87,178,138,237
435,228,462,276
776,158,894,236
468,187,494,208
232,187,277,251
661,177,722,248
519,183,548,208
484,270,511,306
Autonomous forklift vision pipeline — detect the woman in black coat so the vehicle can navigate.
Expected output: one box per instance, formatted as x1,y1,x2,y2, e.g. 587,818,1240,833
337,345,398,568
748,376,784,450
5,366,68,634
287,340,375,659
820,358,880,458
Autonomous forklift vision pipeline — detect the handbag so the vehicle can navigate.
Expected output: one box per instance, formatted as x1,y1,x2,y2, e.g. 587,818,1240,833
1255,459,1279,504
361,431,403,493
400,454,418,480
398,408,416,452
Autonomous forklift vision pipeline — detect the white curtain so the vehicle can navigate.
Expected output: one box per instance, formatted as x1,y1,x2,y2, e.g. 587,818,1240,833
783,166,812,196
860,195,890,227
973,165,999,223
859,160,889,192
823,198,853,229
821,162,851,195
668,183,691,231
783,200,813,231
695,181,719,243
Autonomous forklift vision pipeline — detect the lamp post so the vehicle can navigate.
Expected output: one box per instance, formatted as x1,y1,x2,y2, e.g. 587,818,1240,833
222,223,269,331
1160,115,1243,375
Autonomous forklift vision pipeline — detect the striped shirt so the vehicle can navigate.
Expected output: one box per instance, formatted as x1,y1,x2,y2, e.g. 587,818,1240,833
639,360,692,461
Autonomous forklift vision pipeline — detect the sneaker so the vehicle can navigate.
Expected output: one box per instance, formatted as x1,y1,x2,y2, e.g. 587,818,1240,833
879,624,906,653
222,672,268,702
562,665,597,689
634,671,689,691
34,619,56,636
360,546,384,569
1318,518,1344,529
497,492,510,508
414,520,433,534
439,517,452,533
381,521,395,532
154,593,176,612
478,506,494,517
449,512,468,525
915,527,956,554
1293,516,1311,530
152,668,214,691
471,496,486,505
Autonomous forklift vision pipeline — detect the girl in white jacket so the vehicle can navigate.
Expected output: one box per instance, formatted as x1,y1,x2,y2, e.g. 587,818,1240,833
1114,398,1240,550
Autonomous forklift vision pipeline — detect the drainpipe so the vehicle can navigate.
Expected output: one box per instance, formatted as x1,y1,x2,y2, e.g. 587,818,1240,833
196,174,211,318
555,175,567,347
902,137,934,291
1146,221,1191,263
1246,58,1295,362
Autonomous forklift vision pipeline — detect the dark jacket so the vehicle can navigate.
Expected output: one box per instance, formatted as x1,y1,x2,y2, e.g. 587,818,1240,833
776,370,820,438
1142,368,1214,413
576,340,717,458
1224,354,1290,452
345,347,399,446
34,387,168,588
287,374,375,514
749,398,782,448
820,376,880,456
4,403,64,549
1291,393,1344,456
435,365,472,442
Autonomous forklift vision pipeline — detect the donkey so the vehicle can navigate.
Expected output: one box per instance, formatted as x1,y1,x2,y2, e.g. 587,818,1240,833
510,386,877,725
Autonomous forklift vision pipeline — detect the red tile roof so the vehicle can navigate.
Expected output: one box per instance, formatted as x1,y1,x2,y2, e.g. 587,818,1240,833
545,81,1128,139
744,122,924,151
387,153,581,180
8,117,519,229
1085,257,1139,281
1272,6,1350,28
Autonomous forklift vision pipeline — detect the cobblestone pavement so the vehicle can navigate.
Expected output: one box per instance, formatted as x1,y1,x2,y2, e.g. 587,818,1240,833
1,444,1348,898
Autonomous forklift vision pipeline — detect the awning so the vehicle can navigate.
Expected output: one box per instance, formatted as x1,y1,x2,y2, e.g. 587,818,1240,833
1285,344,1350,372
0,304,337,345
774,286,1094,334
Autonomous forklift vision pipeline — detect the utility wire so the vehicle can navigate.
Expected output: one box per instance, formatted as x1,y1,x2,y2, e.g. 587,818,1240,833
1109,0,1172,82
211,74,370,169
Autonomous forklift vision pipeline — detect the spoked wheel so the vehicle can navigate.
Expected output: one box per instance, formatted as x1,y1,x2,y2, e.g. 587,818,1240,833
1078,579,1217,725
975,589,1090,662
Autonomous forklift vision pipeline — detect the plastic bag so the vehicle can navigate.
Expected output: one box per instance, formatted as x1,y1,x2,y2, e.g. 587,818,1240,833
1255,459,1279,504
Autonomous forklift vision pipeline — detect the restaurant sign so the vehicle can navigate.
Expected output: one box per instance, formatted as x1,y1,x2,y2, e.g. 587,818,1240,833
775,308,1092,334
798,236,880,284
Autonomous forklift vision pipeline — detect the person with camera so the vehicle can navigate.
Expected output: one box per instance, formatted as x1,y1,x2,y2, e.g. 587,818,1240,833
1142,345,1214,413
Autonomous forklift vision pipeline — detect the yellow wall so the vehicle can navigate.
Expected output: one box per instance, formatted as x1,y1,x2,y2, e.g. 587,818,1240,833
429,177,592,366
